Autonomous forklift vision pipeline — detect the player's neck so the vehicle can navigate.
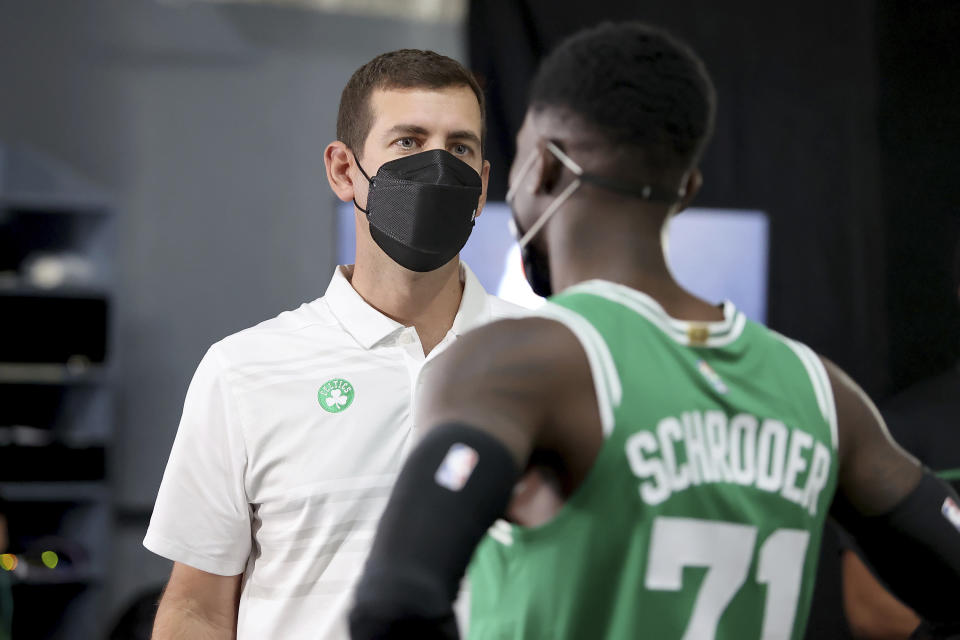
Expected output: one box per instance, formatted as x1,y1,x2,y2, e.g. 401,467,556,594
550,223,723,323
347,253,463,355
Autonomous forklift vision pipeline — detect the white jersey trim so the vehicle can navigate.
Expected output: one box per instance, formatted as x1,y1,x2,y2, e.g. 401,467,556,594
535,302,622,438
773,333,839,450
563,280,746,348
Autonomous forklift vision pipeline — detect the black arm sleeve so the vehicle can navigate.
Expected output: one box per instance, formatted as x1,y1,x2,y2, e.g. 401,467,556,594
349,422,521,640
838,470,960,629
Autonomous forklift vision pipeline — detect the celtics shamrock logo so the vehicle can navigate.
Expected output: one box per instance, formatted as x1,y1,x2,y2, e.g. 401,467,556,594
318,378,355,413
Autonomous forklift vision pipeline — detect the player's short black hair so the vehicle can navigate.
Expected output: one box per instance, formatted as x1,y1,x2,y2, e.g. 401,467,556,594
530,22,716,175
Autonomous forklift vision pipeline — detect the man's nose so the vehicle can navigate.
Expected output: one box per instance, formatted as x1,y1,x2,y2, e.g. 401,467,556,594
423,138,447,152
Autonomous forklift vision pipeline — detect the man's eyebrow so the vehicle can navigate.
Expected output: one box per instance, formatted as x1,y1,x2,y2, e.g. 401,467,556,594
447,130,482,147
383,124,431,138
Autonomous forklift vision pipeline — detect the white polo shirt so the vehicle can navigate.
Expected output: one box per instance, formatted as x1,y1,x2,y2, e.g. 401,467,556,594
144,263,524,639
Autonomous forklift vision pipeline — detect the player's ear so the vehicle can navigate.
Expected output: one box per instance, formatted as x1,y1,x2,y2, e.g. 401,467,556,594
676,168,703,212
534,141,564,195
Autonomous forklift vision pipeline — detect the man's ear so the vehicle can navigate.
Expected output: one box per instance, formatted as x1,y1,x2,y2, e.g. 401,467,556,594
324,141,358,204
676,167,703,212
475,159,491,219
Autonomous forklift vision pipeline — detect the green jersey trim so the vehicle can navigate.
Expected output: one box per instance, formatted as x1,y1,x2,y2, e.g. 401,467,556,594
771,332,838,450
563,280,747,347
535,302,623,437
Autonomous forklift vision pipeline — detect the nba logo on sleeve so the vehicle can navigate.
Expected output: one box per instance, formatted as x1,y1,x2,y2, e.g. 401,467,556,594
435,443,479,492
942,497,960,532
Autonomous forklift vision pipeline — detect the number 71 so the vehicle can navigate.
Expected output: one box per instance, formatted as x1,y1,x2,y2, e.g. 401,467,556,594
646,517,810,640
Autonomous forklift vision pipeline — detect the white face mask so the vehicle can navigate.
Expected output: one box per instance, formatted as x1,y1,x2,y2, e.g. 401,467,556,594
506,139,690,297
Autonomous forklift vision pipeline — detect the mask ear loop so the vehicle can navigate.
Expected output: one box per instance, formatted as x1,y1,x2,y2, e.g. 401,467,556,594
506,148,541,204
351,149,374,215
661,169,693,279
514,141,584,248
517,178,582,248
544,141,584,177
548,140,690,204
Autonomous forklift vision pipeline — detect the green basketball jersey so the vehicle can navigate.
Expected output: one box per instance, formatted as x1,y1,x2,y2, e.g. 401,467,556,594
467,280,839,640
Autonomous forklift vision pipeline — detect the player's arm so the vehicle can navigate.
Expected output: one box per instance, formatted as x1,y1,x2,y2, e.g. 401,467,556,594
826,359,960,635
349,317,589,640
152,562,241,640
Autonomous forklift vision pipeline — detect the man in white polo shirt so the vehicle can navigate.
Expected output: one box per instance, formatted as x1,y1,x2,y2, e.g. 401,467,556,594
144,49,523,639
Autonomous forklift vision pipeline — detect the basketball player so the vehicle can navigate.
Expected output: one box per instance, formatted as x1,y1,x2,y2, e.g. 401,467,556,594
348,22,960,640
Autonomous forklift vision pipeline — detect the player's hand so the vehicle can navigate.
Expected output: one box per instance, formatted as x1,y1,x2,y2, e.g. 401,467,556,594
507,467,564,527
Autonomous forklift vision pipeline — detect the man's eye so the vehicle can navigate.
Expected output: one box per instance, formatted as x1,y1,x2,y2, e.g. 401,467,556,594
397,138,416,150
452,143,469,155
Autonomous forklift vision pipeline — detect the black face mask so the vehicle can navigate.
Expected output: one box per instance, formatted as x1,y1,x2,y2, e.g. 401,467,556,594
354,149,482,273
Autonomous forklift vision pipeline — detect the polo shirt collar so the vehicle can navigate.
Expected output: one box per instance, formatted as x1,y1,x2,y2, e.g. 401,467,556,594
450,262,492,336
323,262,492,350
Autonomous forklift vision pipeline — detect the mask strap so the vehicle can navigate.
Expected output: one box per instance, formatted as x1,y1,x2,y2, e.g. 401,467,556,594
506,148,541,204
517,178,582,248
579,173,685,202
353,199,370,215
351,149,372,214
545,141,584,176
546,141,686,204
353,152,373,182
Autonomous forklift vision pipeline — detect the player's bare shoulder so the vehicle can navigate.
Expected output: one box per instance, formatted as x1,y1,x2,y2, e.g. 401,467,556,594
417,316,594,457
422,315,589,406
820,356,922,517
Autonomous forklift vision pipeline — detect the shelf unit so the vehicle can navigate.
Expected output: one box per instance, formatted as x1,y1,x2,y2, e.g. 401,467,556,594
0,143,114,639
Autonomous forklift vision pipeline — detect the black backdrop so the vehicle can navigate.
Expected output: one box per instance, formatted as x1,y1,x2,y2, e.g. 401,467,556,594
469,1,959,637
468,0,960,399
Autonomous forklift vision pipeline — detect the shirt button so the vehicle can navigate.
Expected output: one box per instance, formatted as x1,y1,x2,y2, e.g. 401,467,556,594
400,332,414,345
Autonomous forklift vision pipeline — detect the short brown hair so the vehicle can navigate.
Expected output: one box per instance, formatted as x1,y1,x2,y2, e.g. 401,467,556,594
336,49,486,158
